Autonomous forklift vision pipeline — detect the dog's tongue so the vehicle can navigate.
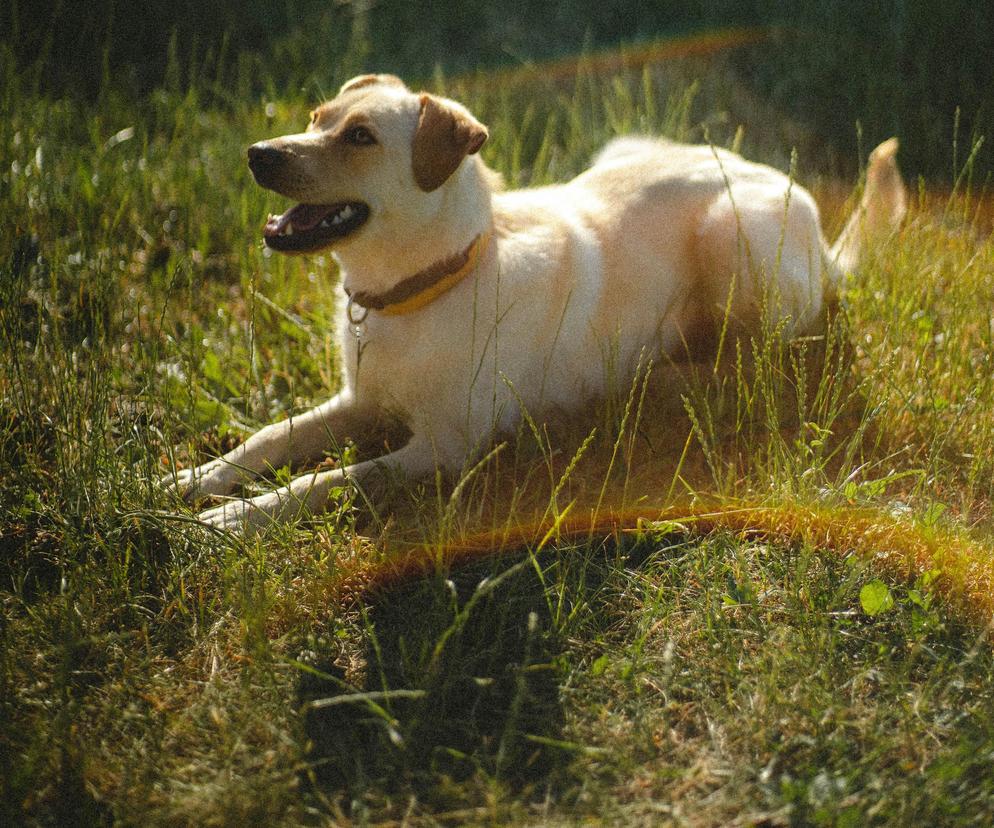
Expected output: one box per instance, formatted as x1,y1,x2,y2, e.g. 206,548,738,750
264,203,332,236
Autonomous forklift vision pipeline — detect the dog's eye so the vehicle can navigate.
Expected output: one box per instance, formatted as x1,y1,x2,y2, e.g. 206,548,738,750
344,125,376,146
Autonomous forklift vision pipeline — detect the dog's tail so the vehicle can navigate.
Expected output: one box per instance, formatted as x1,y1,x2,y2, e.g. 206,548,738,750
830,137,907,279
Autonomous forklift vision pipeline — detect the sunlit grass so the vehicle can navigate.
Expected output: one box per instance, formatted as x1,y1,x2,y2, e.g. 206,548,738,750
3,47,994,826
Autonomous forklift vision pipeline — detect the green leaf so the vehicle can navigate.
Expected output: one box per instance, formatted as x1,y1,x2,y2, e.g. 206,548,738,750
590,654,610,677
860,580,895,616
922,502,947,528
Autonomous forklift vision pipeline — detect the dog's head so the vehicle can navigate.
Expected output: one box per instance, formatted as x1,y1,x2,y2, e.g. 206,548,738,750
248,74,488,255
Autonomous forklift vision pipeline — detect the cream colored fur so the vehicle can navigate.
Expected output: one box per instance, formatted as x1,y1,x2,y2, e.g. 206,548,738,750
165,74,906,532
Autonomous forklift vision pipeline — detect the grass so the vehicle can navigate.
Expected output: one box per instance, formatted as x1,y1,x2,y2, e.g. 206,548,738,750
4,46,994,826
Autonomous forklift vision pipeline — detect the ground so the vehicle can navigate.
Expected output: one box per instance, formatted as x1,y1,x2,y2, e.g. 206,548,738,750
3,53,994,826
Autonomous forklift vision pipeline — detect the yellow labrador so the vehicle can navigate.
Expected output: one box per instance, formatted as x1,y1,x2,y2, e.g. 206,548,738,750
167,73,906,532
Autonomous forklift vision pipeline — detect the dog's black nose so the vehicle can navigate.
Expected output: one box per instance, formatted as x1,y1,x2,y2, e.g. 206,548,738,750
247,143,285,177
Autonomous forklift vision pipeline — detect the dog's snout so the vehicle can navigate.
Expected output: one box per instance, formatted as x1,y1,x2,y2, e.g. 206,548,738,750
247,143,286,179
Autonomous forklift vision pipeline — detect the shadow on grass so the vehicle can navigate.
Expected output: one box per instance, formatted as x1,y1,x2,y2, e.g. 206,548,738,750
296,531,676,811
298,552,571,804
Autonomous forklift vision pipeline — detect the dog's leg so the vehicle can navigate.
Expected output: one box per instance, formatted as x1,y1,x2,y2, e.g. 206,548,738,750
195,434,435,533
695,185,829,335
163,391,375,500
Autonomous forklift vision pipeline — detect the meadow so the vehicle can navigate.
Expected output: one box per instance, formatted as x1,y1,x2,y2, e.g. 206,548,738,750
4,42,994,826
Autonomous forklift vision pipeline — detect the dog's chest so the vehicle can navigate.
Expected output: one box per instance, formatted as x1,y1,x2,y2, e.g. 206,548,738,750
338,309,471,415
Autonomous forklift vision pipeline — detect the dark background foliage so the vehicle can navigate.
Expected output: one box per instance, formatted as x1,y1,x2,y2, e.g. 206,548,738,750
4,0,992,179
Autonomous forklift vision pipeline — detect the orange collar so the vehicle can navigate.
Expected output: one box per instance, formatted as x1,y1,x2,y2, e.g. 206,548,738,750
345,231,491,316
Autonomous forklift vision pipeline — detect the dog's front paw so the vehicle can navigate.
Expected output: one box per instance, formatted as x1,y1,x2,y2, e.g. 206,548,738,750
161,460,234,503
197,499,260,535
196,491,293,535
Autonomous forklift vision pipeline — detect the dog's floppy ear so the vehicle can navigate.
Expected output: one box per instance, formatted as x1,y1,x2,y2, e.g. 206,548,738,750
412,93,488,192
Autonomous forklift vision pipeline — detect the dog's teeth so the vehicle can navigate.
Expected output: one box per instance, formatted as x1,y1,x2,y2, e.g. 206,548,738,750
320,219,330,228
340,205,354,220
332,214,343,225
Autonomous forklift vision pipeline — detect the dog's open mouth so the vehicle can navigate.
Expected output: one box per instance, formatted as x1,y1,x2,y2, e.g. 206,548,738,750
263,201,370,253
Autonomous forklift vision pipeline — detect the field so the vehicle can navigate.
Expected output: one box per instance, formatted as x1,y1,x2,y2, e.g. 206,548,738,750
4,44,994,826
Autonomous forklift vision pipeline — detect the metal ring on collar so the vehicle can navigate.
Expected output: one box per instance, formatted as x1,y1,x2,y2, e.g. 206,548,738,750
346,295,369,326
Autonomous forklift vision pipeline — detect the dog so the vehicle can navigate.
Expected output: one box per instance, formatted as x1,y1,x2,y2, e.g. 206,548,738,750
165,73,906,532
